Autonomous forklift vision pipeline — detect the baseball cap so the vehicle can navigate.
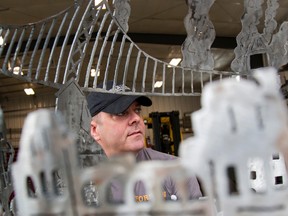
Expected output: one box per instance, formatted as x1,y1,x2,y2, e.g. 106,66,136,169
87,81,152,117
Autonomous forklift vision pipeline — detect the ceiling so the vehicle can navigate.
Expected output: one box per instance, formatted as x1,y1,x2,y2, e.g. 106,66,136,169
0,0,288,99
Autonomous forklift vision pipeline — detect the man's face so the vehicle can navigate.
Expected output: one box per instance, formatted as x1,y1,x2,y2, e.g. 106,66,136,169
90,101,146,157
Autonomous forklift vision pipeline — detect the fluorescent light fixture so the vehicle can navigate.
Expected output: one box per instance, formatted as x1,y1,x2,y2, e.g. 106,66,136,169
94,0,106,9
168,58,181,67
90,68,100,77
13,66,23,75
24,88,35,95
154,81,163,88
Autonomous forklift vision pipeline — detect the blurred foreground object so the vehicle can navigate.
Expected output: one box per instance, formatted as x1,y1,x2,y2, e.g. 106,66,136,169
180,67,288,215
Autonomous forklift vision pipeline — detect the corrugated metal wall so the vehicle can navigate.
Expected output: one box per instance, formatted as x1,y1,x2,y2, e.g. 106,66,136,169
1,93,201,148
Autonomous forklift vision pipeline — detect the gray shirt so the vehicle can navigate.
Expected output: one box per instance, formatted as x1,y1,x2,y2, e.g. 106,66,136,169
110,148,202,203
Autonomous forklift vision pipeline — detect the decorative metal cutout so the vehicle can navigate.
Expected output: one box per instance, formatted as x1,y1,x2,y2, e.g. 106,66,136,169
180,67,288,215
113,0,131,33
12,110,79,215
10,67,288,216
1,0,288,95
12,109,213,215
0,0,237,96
181,0,215,71
65,0,107,84
55,78,106,168
267,21,288,69
0,109,15,216
231,0,280,72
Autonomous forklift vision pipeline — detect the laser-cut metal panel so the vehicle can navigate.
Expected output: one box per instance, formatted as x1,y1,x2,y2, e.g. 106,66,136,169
12,109,80,216
267,21,288,69
55,78,107,168
0,0,240,97
181,0,215,71
79,158,214,216
0,108,15,216
2,0,288,96
12,109,213,216
231,0,288,73
180,67,288,216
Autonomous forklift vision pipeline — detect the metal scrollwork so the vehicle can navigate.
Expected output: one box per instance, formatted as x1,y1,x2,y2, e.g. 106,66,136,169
181,0,215,70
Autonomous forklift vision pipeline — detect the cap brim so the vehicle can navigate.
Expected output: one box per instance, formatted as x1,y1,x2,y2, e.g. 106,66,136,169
102,95,152,114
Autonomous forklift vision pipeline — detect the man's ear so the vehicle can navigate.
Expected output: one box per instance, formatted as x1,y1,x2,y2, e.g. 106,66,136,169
90,120,101,141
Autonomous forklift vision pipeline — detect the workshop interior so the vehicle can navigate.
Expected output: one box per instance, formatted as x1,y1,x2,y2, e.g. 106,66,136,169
1,0,288,215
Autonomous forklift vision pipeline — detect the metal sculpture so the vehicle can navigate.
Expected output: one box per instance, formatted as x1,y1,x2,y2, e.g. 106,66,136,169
267,21,288,69
2,0,288,215
231,0,286,74
181,0,215,71
12,110,78,215
55,78,107,168
180,67,288,215
0,109,15,216
1,0,288,95
12,109,213,216
10,67,288,216
0,0,238,96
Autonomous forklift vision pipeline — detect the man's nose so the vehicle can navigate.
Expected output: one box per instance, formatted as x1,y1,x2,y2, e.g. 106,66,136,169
129,111,141,124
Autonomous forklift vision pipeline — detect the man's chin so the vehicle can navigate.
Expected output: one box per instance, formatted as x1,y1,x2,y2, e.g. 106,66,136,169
129,141,145,151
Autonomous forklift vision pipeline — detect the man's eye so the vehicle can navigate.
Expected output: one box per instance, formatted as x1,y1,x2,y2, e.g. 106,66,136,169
116,111,127,116
135,108,142,114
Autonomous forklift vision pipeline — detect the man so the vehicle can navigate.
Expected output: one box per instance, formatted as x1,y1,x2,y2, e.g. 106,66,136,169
87,81,202,202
